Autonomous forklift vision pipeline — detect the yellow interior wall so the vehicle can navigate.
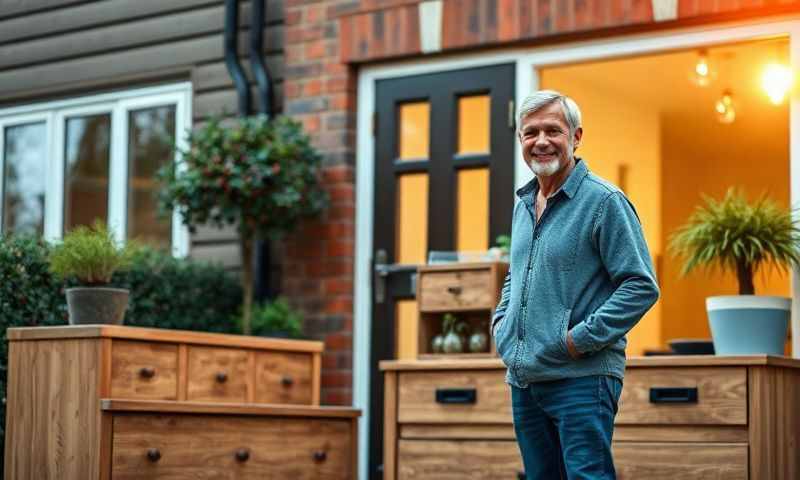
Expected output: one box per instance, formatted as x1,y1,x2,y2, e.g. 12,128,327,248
458,95,490,154
399,102,430,160
456,168,490,251
660,109,790,343
541,71,663,355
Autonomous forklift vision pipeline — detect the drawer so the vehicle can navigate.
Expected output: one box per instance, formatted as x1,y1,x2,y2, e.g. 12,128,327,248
186,346,250,403
111,413,354,479
418,269,494,312
398,370,510,425
616,367,747,425
613,442,748,479
255,351,313,405
398,440,522,479
110,340,178,400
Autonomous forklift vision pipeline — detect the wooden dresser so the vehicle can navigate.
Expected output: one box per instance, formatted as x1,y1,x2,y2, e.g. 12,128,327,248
380,356,800,480
5,325,359,479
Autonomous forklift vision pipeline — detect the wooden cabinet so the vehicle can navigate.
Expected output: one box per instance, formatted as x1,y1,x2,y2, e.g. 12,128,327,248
416,262,508,359
381,356,800,480
4,325,359,480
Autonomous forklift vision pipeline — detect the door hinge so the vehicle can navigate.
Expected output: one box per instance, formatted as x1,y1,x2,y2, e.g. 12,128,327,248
508,99,516,130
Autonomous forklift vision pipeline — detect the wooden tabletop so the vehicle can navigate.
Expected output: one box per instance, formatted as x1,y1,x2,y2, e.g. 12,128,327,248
380,355,800,371
101,399,361,418
7,325,324,352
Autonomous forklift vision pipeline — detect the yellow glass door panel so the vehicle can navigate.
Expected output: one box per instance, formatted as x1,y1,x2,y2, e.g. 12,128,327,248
395,173,429,264
395,300,419,359
458,95,490,155
399,102,429,160
456,168,489,252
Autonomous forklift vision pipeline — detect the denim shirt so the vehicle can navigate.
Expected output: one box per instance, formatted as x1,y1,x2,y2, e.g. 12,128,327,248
492,159,659,387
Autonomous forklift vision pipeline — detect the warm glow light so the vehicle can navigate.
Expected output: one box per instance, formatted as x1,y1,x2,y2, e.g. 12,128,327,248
692,50,712,86
761,63,793,105
715,89,736,124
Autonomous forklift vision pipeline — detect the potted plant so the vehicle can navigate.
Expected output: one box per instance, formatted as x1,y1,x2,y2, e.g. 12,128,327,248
158,115,327,334
438,313,468,354
670,189,800,355
245,297,304,339
49,221,137,325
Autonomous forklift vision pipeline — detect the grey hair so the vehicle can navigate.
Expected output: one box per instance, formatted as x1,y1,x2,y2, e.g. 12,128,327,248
517,90,582,135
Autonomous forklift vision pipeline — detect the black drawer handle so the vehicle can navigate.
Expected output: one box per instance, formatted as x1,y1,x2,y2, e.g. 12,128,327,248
649,387,698,404
313,450,327,462
235,448,250,462
216,371,228,384
146,448,161,462
446,286,462,295
281,375,294,387
435,388,476,404
139,367,156,379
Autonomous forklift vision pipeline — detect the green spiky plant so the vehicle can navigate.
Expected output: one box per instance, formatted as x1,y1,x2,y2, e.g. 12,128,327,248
669,188,800,295
49,221,137,285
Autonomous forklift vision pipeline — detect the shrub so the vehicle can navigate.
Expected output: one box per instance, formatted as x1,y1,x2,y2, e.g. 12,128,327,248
49,221,136,285
244,297,304,339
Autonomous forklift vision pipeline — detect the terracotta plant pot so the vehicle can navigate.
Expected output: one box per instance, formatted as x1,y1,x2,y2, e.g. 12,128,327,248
66,287,129,325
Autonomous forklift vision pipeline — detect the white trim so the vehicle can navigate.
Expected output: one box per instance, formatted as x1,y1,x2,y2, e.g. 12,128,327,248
355,15,800,478
0,82,192,257
707,295,792,311
419,1,443,54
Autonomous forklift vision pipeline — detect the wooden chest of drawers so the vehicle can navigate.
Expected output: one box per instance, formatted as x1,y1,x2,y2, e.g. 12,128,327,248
381,356,800,480
4,325,359,479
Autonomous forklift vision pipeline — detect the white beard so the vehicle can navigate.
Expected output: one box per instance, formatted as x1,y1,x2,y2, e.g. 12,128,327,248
529,158,561,177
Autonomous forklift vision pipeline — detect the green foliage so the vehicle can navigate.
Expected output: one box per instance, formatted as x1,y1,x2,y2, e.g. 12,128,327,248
669,188,800,294
49,221,136,285
495,235,511,254
244,297,304,339
157,115,328,240
111,247,242,333
441,313,467,335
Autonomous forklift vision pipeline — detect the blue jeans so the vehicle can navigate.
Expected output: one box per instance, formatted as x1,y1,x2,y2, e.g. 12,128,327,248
511,375,622,480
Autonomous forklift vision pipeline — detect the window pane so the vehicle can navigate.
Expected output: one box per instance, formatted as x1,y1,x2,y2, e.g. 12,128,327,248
457,95,490,155
395,173,428,263
2,122,47,235
64,114,111,232
456,168,489,251
398,102,429,160
395,299,419,360
128,105,176,249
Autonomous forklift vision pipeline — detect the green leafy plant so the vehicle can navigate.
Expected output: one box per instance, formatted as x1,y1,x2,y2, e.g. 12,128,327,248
442,313,467,335
49,221,137,285
244,297,304,339
495,234,511,255
157,115,327,334
669,188,800,295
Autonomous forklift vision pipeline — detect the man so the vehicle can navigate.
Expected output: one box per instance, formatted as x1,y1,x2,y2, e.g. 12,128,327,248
492,90,659,479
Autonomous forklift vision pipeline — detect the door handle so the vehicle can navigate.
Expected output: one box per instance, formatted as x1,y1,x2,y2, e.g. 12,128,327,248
373,249,418,303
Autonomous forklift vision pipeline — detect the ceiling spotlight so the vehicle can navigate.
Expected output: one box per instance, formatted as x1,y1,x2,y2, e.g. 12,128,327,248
691,49,713,87
761,63,793,105
715,89,736,124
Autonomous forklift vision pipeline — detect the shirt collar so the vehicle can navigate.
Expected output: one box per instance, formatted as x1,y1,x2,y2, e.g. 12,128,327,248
516,158,589,203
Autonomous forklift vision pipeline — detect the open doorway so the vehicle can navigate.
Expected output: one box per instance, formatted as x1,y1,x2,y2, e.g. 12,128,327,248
540,38,791,355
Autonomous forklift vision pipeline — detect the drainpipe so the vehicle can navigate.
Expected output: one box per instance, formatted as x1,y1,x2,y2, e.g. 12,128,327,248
249,0,275,117
224,0,250,116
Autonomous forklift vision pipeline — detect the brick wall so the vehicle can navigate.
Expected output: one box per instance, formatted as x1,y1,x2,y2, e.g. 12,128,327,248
283,0,358,406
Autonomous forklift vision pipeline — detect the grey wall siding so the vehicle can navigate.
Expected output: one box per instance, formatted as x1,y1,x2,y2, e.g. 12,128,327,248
0,0,285,268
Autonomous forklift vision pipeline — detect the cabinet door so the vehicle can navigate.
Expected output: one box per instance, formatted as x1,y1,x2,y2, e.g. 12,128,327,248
112,413,354,479
613,442,747,480
111,340,178,400
255,351,313,405
397,440,522,479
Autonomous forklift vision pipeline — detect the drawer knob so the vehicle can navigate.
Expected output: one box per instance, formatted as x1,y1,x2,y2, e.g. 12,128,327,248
446,286,462,295
649,387,698,404
235,448,250,462
216,372,228,383
313,450,327,462
281,375,294,387
139,367,156,379
146,448,161,462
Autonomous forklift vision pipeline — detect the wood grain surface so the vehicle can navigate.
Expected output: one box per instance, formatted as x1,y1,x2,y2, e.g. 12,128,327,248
110,340,178,400
397,440,522,479
613,442,748,480
254,351,313,405
186,346,251,403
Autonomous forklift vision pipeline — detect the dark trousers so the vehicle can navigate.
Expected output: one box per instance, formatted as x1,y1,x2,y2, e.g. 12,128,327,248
511,375,622,480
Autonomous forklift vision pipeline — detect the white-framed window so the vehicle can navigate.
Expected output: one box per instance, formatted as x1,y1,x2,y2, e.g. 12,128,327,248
0,82,192,257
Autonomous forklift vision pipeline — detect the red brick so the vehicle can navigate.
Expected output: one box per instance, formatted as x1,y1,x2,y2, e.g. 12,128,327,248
301,115,321,133
329,184,354,203
323,165,354,183
326,239,353,257
305,40,327,60
321,388,352,406
325,298,354,315
321,370,351,388
325,62,349,76
328,204,355,221
305,4,327,23
324,278,353,295
285,44,305,63
284,82,301,98
322,352,339,369
304,78,323,96
325,332,353,350
285,8,303,25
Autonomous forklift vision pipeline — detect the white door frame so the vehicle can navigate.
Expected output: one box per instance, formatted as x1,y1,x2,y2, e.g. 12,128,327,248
354,15,800,479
